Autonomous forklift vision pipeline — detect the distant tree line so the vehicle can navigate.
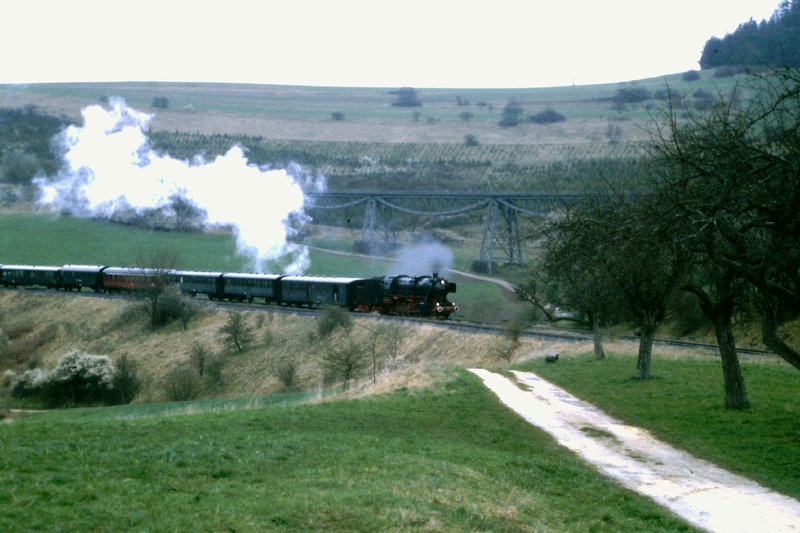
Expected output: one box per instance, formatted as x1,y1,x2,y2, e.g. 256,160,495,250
700,0,800,70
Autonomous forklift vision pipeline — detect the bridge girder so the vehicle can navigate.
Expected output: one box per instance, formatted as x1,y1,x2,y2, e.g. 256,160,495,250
306,191,580,271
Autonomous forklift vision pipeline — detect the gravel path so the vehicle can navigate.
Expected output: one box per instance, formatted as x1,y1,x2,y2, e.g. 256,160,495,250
469,369,800,533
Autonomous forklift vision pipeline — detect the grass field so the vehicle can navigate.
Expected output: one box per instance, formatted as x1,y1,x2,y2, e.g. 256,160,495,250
0,71,753,147
0,370,697,532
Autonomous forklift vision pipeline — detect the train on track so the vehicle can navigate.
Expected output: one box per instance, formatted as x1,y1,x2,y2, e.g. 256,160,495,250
0,264,459,319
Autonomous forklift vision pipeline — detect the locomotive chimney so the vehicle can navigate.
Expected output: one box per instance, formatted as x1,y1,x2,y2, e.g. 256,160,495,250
433,272,439,278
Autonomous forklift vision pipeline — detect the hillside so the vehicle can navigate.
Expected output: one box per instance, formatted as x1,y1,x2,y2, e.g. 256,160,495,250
0,290,573,404
0,71,746,147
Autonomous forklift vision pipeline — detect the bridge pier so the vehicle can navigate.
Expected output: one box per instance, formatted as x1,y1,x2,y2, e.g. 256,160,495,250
472,201,523,274
352,198,401,256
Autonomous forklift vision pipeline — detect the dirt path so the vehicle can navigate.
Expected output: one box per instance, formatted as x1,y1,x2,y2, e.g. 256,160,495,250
469,369,800,533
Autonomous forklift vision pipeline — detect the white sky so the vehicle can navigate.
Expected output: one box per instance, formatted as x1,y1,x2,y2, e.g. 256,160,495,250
1,0,783,88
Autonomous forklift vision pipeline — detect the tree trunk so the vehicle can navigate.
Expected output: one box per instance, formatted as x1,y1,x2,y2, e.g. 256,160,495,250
713,312,749,409
635,322,656,379
591,314,606,360
763,301,800,371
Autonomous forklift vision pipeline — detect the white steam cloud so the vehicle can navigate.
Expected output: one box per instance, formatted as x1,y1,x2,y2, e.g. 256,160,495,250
36,98,320,274
390,242,453,276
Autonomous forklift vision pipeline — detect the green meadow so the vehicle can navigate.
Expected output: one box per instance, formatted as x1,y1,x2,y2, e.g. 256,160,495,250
0,370,697,532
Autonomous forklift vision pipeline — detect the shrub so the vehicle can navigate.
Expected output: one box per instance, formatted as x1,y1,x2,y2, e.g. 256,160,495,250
528,109,566,124
10,368,47,400
331,111,345,121
682,69,701,82
45,351,116,406
163,364,201,401
111,354,141,405
7,351,141,407
271,354,299,391
317,306,352,338
152,287,199,330
464,134,479,146
499,100,524,127
391,87,422,107
204,353,225,388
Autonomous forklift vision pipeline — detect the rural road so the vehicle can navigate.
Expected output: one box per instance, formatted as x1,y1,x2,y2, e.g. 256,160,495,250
470,369,800,533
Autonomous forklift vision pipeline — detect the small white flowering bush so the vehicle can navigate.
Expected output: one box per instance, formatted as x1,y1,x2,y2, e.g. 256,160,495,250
8,351,140,407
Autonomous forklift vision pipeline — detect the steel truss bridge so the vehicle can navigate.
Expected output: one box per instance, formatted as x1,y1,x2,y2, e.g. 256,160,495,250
305,191,582,273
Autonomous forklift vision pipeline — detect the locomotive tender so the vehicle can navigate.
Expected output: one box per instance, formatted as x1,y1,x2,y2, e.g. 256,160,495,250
0,264,458,319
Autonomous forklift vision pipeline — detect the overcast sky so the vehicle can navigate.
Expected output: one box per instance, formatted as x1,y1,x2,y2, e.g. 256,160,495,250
2,0,783,88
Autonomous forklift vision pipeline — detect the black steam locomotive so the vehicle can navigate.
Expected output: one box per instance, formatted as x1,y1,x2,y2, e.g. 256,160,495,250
0,264,459,319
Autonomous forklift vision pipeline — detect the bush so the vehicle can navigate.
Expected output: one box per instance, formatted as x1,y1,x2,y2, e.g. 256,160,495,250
271,354,299,391
152,287,199,330
391,87,422,107
8,351,140,407
682,70,701,82
317,307,352,338
204,353,225,388
163,364,201,401
111,354,141,404
527,109,566,124
499,100,524,127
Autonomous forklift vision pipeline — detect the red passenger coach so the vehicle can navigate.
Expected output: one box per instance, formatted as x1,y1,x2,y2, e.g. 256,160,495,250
101,267,164,293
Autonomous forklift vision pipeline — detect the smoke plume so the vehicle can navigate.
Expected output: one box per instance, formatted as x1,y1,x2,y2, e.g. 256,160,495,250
35,98,320,274
390,242,453,276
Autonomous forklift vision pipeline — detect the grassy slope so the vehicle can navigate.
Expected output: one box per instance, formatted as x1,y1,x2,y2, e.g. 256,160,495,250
0,371,696,532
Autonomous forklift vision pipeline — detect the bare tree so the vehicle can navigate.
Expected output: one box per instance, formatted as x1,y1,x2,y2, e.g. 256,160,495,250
320,336,368,391
522,184,687,379
219,310,254,352
190,342,209,376
641,71,800,406
133,247,181,331
516,201,624,360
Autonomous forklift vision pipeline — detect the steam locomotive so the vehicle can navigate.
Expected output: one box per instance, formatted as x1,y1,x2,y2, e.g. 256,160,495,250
0,264,459,319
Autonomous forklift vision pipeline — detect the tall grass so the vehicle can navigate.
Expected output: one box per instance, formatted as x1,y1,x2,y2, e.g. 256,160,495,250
0,371,695,532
